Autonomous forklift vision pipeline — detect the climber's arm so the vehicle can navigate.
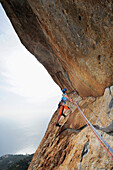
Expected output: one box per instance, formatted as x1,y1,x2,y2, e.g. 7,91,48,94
64,94,77,105
64,94,73,103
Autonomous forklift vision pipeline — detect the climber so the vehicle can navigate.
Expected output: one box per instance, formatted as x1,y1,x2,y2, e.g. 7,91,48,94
56,88,73,127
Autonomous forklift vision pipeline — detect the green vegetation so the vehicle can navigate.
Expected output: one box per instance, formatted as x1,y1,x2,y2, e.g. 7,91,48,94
0,154,33,170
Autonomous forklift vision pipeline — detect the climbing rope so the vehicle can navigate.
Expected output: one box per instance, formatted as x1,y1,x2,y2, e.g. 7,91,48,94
74,100,113,160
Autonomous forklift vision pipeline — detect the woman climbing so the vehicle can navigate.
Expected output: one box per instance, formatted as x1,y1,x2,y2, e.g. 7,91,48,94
56,88,73,127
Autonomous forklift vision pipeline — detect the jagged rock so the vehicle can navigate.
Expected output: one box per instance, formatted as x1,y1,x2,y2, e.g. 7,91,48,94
0,0,113,96
104,87,111,99
100,121,113,133
0,1,113,169
28,87,113,170
110,86,113,97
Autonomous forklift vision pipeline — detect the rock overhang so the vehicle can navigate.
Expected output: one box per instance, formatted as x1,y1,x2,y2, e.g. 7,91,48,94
0,0,113,97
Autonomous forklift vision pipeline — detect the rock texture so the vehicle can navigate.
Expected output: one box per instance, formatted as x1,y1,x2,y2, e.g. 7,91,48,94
1,1,113,169
28,86,113,169
1,0,113,96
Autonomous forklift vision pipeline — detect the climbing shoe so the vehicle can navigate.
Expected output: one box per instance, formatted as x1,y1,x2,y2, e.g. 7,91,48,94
56,123,61,127
61,113,66,117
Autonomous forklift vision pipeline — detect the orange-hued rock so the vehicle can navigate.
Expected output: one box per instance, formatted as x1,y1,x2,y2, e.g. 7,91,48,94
1,0,113,96
28,87,113,170
1,1,113,169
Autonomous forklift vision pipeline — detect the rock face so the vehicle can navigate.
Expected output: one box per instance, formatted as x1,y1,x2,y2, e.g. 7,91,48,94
1,1,113,169
1,0,113,97
28,86,113,169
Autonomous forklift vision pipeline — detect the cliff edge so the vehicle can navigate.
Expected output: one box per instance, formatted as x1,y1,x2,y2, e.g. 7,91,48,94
0,0,113,169
1,0,113,97
28,87,113,169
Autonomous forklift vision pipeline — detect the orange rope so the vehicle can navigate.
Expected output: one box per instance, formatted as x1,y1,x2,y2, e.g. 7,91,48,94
74,101,113,160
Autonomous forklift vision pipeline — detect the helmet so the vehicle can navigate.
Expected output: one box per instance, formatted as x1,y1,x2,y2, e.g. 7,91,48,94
62,88,67,93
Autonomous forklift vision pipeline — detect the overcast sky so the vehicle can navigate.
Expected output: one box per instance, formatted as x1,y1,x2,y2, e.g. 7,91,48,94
0,3,61,118
0,4,62,155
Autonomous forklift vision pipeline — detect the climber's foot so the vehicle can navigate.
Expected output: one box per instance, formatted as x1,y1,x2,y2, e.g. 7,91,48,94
56,123,61,127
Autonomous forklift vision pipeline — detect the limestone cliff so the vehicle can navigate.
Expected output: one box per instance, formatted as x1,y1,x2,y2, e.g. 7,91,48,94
28,87,113,169
1,0,113,96
1,0,113,169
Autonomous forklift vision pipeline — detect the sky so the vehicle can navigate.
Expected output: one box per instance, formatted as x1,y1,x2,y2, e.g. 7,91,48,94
0,4,62,156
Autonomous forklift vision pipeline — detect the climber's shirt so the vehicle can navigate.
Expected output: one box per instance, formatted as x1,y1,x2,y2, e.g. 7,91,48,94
61,93,67,104
58,93,67,108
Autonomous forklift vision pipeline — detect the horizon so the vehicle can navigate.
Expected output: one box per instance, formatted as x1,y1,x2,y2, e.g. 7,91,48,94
0,4,62,156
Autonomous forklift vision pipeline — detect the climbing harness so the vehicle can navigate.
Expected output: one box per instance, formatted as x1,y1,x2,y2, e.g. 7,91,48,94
74,101,113,160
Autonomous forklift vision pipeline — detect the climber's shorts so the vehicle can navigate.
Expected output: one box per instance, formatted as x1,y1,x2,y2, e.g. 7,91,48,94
59,104,69,115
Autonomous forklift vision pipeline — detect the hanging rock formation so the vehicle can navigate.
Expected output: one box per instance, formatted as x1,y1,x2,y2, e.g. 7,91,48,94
0,0,113,169
0,0,113,97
